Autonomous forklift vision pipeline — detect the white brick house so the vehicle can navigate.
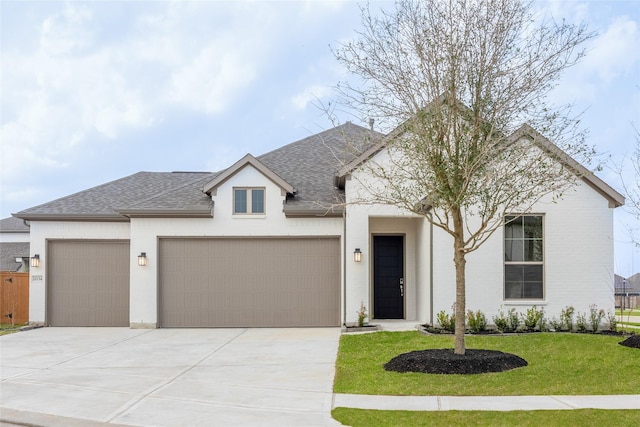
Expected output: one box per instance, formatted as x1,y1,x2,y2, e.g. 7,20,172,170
15,122,624,328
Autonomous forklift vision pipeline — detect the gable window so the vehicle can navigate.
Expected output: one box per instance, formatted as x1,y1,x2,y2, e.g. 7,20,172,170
234,188,265,214
504,215,543,299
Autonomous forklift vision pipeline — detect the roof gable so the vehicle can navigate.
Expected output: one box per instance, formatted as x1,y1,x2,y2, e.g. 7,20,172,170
337,120,624,209
511,124,624,208
202,154,295,196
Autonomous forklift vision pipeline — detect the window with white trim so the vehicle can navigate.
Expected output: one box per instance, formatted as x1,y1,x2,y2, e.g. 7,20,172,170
233,187,265,214
504,215,543,299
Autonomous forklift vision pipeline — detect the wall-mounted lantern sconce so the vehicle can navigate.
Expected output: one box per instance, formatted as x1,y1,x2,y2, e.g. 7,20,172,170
137,252,147,267
353,248,362,262
30,254,40,268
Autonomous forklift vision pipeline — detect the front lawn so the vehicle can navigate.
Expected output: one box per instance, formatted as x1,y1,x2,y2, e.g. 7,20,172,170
616,308,640,316
334,331,639,395
0,323,26,336
332,408,640,427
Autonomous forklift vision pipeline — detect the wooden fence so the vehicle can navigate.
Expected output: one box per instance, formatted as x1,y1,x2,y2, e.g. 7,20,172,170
0,272,29,324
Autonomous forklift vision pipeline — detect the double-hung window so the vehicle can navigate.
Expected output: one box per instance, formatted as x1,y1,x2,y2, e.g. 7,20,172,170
233,187,265,215
504,215,544,299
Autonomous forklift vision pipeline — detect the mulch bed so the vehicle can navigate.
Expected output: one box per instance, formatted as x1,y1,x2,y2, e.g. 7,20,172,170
619,335,640,349
384,348,528,375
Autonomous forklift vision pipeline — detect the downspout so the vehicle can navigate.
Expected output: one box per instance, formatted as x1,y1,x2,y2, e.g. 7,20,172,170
429,212,434,326
342,208,347,327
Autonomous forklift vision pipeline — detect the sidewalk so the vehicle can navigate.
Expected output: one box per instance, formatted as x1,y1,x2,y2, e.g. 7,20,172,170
333,394,640,411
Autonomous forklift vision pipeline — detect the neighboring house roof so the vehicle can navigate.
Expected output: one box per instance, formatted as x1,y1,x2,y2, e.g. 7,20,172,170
14,123,381,221
0,217,29,233
616,273,640,294
337,121,624,209
0,242,29,271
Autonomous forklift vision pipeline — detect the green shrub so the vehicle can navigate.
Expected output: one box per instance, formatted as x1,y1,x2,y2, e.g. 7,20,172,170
466,309,487,333
588,304,605,332
507,308,520,332
521,305,544,331
436,309,455,332
549,316,564,331
493,308,519,333
356,302,368,327
606,310,617,332
576,312,588,333
561,306,575,331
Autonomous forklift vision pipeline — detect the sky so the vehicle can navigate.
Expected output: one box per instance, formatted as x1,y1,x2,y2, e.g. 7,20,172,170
1,0,638,277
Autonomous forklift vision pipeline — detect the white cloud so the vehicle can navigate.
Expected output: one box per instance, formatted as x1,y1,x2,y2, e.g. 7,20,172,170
291,84,333,110
39,3,94,56
167,41,259,115
1,1,283,193
583,16,639,85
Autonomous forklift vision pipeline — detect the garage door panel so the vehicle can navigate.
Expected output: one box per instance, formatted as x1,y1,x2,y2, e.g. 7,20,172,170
159,238,340,327
48,241,130,327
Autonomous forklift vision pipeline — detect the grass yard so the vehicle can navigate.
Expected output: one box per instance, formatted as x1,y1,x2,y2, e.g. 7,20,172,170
0,323,26,336
616,308,640,316
332,408,640,427
334,331,639,396
618,322,640,327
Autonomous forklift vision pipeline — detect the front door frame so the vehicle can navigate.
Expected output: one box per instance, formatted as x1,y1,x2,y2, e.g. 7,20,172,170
371,234,405,320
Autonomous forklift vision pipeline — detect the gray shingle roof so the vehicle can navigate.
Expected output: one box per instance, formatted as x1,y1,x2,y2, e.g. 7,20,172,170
15,172,215,220
0,217,29,233
616,273,640,293
14,123,382,220
0,242,29,271
259,122,381,212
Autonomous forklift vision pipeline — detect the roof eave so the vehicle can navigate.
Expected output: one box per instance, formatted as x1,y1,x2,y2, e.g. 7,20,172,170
118,209,213,218
283,206,344,218
12,213,129,222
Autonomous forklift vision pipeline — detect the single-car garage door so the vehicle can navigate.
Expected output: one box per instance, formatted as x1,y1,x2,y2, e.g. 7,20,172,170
47,240,130,326
159,237,340,327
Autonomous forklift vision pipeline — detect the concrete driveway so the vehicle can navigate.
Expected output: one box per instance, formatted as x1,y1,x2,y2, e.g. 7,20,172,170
0,327,342,426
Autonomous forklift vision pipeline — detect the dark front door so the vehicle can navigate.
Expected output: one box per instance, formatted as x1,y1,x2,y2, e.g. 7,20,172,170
373,235,404,319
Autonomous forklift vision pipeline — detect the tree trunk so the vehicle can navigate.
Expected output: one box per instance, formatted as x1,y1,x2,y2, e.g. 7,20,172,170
452,207,466,355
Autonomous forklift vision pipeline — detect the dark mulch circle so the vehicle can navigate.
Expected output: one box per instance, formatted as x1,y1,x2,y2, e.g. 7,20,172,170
619,335,640,349
384,349,528,375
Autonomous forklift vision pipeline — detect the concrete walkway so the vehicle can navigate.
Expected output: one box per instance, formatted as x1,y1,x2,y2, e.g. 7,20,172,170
333,393,640,411
618,315,640,329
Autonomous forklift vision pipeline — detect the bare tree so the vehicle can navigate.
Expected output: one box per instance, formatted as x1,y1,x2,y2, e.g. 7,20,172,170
334,0,595,354
619,127,640,247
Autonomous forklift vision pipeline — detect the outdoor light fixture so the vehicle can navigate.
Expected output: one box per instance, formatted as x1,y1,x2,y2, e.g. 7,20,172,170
137,252,147,267
30,254,40,268
353,248,362,262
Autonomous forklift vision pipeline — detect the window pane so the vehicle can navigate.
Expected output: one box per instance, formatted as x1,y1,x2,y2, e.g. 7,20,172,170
505,240,523,262
505,265,543,299
505,265,523,282
524,283,543,298
524,240,543,262
523,216,542,239
251,189,264,213
234,189,247,213
523,265,543,281
504,217,523,238
505,281,523,299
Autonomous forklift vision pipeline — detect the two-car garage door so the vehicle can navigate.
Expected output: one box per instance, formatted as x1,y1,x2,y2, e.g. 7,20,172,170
159,237,340,327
